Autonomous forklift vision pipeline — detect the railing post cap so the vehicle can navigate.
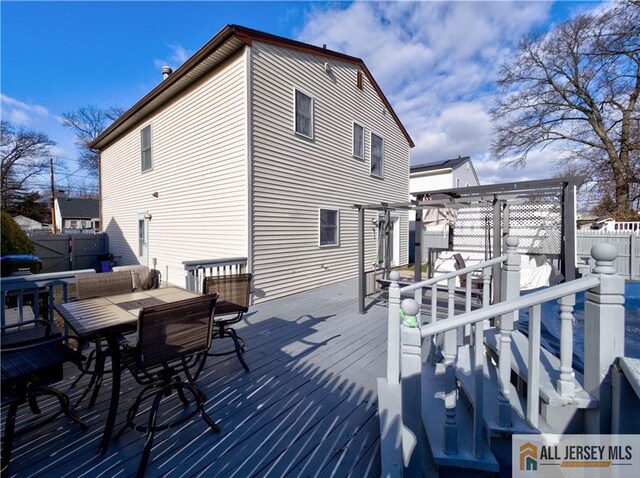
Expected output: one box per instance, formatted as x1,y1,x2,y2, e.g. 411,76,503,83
505,236,519,248
591,243,617,262
401,298,420,316
389,271,401,281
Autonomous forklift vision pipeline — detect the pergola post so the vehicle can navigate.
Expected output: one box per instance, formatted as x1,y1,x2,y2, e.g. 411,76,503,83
492,196,502,303
562,180,577,281
384,209,392,279
358,206,366,314
414,198,423,283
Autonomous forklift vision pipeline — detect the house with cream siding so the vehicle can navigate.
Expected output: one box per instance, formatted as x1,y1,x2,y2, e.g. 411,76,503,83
91,25,413,302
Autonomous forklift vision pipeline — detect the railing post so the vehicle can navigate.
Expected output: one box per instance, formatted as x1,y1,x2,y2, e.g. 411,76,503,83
584,244,625,433
557,294,576,397
400,299,422,475
444,279,458,455
497,236,520,427
388,271,401,385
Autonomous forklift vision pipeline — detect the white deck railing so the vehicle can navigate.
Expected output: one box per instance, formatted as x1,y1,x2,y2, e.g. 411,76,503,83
182,257,247,292
0,269,97,336
391,242,624,469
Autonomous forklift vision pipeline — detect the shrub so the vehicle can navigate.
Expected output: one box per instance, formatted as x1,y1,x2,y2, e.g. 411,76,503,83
1,212,36,255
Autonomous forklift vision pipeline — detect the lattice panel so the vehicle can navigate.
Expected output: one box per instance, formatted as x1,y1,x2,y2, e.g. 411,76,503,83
452,199,562,257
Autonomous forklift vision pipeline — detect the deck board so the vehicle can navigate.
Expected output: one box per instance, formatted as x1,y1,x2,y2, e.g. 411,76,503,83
4,279,390,478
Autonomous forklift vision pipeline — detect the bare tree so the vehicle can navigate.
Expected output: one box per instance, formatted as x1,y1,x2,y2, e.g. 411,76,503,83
491,0,640,218
61,105,124,174
0,120,55,208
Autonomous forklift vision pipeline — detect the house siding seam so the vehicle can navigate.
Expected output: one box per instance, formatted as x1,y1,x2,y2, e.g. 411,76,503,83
100,50,249,286
250,41,410,301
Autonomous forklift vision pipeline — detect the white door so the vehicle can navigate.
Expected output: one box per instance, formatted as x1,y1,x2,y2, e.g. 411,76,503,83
137,213,149,265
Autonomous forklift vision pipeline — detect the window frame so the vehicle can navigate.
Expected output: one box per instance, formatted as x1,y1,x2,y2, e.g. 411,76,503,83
352,122,364,159
318,208,340,248
293,88,314,140
140,124,153,172
370,132,384,178
137,212,149,261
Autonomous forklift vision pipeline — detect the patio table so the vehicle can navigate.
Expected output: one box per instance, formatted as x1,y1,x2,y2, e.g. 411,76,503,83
54,286,202,455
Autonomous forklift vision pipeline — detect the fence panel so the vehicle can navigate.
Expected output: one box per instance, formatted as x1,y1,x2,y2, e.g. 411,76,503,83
576,231,640,280
29,233,109,273
30,235,70,273
71,233,109,271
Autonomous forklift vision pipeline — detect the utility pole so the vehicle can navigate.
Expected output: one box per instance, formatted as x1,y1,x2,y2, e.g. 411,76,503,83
50,158,57,234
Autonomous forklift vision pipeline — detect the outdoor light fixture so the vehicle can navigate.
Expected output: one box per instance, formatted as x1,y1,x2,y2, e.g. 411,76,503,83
324,62,332,73
152,192,159,198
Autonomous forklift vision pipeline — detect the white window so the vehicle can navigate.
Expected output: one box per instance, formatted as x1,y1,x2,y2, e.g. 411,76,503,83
370,133,384,177
319,209,339,247
294,89,313,139
69,220,78,229
456,178,461,188
141,125,152,172
353,122,364,158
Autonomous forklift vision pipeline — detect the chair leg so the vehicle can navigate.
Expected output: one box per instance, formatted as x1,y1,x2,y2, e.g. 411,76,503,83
27,392,41,415
183,382,220,433
43,387,89,429
1,401,19,478
227,328,250,373
72,349,96,388
136,391,163,478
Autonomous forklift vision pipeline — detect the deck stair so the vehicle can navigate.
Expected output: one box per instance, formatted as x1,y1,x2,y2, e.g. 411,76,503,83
379,241,628,477
421,359,499,473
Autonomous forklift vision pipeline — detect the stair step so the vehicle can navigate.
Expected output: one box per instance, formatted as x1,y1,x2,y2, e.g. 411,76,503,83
484,329,597,408
455,344,552,436
421,362,499,472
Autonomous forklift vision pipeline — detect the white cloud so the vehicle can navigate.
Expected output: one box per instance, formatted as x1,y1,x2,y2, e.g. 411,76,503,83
296,1,555,183
1,94,50,125
154,43,193,70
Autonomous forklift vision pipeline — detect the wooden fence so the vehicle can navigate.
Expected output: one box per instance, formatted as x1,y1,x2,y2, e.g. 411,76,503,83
28,233,109,273
577,230,639,280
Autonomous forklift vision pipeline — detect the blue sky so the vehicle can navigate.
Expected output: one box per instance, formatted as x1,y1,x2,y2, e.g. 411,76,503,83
1,0,601,194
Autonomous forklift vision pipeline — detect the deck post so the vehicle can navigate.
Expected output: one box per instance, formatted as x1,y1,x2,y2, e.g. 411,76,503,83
497,236,520,427
584,244,625,433
557,294,576,397
388,271,401,385
444,277,458,455
400,299,422,475
415,198,423,283
358,206,366,314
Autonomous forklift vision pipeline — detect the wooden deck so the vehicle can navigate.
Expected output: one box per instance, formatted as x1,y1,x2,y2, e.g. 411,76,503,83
5,279,390,478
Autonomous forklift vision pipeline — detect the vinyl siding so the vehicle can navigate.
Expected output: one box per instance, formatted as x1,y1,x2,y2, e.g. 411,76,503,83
452,162,480,188
101,50,248,287
250,42,410,301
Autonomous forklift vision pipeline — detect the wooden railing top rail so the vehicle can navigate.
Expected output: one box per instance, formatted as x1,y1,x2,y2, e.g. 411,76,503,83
182,257,247,271
399,255,506,293
413,275,601,338
0,269,96,291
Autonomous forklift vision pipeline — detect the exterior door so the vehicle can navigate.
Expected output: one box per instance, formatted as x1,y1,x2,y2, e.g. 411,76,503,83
137,213,149,265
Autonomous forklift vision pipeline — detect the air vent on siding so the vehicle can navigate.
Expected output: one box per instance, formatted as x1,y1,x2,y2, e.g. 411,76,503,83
357,71,363,90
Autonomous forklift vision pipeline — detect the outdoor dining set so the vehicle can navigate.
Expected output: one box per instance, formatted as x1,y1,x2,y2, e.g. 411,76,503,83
0,267,253,477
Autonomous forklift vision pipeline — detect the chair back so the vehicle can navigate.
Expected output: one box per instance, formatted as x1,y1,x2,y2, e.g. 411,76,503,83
75,271,134,300
137,294,218,369
202,274,252,311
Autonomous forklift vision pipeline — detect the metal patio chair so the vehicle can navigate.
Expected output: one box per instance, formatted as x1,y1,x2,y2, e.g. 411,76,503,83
120,294,220,478
1,320,89,478
202,273,252,373
72,270,135,406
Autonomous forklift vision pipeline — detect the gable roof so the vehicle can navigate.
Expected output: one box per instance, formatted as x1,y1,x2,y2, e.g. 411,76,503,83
410,156,472,174
90,25,414,150
56,198,99,219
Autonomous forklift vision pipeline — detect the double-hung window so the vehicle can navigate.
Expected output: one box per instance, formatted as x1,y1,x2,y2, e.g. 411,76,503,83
370,133,384,177
319,209,339,247
353,123,364,158
141,125,152,172
294,89,313,139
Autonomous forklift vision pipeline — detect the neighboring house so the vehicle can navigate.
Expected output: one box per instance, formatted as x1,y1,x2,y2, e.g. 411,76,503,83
90,25,413,302
54,196,100,232
13,215,43,231
409,156,479,195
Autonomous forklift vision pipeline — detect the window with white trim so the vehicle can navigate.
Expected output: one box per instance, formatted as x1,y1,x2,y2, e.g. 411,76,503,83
353,123,364,158
319,209,339,247
141,125,152,172
370,133,384,177
294,89,313,139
